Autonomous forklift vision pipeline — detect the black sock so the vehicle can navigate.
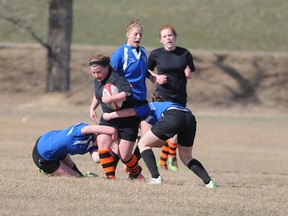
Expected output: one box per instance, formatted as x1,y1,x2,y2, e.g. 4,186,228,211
188,159,211,184
112,152,120,169
141,149,159,178
71,164,83,176
133,145,142,161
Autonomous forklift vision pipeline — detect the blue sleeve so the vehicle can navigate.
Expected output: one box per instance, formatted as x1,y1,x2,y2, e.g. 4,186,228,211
134,103,152,118
111,48,123,72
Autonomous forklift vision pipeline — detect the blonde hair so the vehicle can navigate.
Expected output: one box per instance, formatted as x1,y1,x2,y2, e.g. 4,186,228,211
159,24,177,38
126,20,143,33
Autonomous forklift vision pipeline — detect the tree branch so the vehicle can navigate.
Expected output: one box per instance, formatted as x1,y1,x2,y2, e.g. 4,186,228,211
0,14,49,50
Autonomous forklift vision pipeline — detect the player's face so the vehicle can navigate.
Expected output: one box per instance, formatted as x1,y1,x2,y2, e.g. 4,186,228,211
160,28,176,51
126,26,143,48
90,65,108,82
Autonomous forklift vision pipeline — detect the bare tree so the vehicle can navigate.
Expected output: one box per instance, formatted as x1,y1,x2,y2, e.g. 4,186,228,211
47,0,73,92
0,0,73,92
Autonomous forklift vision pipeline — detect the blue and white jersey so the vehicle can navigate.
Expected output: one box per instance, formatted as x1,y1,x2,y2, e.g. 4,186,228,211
111,43,148,101
37,123,97,161
134,102,190,125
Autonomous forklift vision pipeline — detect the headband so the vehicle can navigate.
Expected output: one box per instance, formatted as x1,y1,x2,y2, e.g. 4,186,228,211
89,60,109,67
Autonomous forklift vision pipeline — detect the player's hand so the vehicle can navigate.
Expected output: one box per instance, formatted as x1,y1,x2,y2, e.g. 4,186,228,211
111,129,118,142
103,112,113,121
90,110,97,123
156,74,167,85
102,95,111,104
184,65,192,79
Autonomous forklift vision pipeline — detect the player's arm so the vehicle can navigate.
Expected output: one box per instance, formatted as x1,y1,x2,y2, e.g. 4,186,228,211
147,71,156,83
81,124,116,134
102,91,127,104
103,108,136,121
90,95,100,122
149,69,167,85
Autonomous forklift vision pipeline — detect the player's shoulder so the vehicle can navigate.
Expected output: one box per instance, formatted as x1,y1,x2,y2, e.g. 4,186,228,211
175,46,189,52
111,44,125,56
173,46,192,56
151,47,164,53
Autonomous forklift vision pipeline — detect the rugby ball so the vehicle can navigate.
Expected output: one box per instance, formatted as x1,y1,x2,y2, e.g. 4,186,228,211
102,83,123,110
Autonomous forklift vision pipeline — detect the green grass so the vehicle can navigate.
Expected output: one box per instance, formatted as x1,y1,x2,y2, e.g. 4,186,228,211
0,0,287,51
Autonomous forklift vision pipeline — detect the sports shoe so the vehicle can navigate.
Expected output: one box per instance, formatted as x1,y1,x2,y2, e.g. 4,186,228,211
167,157,178,172
148,176,163,184
38,168,46,175
128,166,145,181
157,160,168,170
82,172,98,178
205,179,217,189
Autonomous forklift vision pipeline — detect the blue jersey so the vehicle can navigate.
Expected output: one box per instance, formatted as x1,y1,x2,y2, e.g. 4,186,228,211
37,123,97,161
134,102,190,125
111,43,148,101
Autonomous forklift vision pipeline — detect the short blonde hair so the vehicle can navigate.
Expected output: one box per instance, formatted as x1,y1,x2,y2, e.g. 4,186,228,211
126,20,143,33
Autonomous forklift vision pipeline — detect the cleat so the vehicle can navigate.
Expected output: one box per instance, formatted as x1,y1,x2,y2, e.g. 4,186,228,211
38,168,46,175
128,166,145,181
148,176,163,184
82,172,98,178
205,180,217,189
167,157,178,172
157,160,168,170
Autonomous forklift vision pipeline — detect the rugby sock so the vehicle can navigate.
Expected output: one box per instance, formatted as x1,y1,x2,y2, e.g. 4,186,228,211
188,159,211,184
123,154,140,175
133,145,142,161
71,164,84,176
141,149,160,178
167,139,178,159
112,151,120,169
98,149,115,179
159,142,169,165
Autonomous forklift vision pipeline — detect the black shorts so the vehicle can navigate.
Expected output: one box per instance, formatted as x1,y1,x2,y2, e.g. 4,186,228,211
98,116,140,142
151,109,196,147
32,137,64,174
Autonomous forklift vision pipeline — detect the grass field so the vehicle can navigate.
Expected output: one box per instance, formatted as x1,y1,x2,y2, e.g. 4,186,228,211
1,1,288,215
0,103,288,216
0,0,288,51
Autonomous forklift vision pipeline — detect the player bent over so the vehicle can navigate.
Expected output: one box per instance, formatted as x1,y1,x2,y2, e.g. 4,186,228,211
103,101,217,188
32,122,117,177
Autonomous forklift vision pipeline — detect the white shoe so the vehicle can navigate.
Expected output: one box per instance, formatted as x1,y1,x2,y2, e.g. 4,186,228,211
148,176,163,184
205,179,217,188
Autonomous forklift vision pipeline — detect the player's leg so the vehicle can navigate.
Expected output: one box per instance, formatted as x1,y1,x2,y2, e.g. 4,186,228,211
118,139,144,180
53,160,83,177
139,129,165,183
178,145,216,188
157,141,169,170
167,135,179,171
97,134,115,179
61,154,83,176
178,113,216,188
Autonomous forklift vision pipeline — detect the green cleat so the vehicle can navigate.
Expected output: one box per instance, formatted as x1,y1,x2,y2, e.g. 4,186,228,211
167,157,178,172
205,179,217,189
82,172,98,178
38,168,46,175
157,160,168,170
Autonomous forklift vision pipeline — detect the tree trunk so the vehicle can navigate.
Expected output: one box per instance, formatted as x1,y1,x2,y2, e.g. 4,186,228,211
47,0,73,92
